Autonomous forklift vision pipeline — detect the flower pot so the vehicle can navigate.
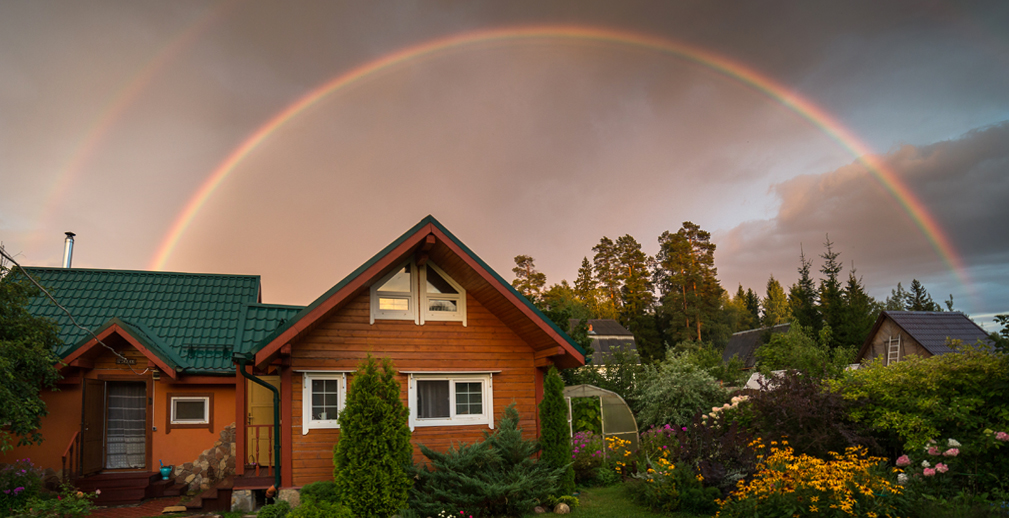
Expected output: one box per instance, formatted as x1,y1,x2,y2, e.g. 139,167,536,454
160,466,173,480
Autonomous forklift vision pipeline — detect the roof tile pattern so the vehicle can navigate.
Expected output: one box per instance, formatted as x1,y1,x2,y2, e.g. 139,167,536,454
885,311,993,356
21,267,296,374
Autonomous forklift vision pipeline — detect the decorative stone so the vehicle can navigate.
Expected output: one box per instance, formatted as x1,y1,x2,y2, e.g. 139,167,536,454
231,489,255,513
184,474,196,484
554,503,570,514
163,505,188,513
277,488,301,508
534,506,547,513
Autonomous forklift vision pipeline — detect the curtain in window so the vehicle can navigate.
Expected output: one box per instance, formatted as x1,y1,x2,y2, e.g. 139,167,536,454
416,380,450,418
106,382,146,469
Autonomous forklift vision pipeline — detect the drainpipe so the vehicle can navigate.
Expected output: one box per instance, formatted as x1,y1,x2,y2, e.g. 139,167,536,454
233,352,281,491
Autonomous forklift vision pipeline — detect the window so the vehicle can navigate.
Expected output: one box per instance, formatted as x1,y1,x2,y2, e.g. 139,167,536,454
370,261,466,326
407,373,493,430
301,372,347,434
166,393,214,433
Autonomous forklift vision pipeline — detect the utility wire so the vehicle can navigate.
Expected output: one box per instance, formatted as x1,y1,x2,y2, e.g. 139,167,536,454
0,244,149,376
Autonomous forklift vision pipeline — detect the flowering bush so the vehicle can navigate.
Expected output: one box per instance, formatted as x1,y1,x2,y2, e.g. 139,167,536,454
639,424,680,464
0,460,43,517
626,443,719,515
16,485,96,518
700,395,751,428
670,411,759,496
570,431,605,482
894,437,978,502
716,441,905,518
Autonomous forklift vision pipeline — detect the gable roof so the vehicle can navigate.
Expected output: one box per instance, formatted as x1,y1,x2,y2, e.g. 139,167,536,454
21,267,297,375
859,311,993,358
568,319,639,365
252,216,586,369
723,323,790,369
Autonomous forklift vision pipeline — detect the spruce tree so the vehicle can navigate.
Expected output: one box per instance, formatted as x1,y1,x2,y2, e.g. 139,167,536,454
333,355,412,517
761,275,792,328
539,366,574,495
788,245,821,331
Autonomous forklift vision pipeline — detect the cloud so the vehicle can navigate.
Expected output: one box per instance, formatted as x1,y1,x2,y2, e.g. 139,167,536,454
716,121,1009,314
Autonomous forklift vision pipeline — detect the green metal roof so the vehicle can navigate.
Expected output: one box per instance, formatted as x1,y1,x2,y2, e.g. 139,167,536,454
21,267,298,375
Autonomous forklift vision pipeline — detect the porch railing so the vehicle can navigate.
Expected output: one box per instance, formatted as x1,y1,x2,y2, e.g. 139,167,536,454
61,431,81,484
245,424,276,477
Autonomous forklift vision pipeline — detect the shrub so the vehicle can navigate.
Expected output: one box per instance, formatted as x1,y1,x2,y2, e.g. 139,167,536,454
407,404,562,518
716,441,906,518
539,367,574,495
298,480,339,506
634,350,727,428
676,340,749,386
639,424,680,464
565,345,642,405
670,412,758,496
13,485,96,518
569,396,601,435
749,369,876,460
754,323,855,378
570,431,605,482
0,459,43,516
626,442,719,515
287,500,352,518
333,355,412,518
256,499,290,518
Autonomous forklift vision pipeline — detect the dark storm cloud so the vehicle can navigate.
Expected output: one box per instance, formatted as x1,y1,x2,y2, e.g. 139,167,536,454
716,121,1009,314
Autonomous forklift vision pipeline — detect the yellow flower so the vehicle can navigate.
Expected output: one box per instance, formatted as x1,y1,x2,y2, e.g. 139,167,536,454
809,505,818,512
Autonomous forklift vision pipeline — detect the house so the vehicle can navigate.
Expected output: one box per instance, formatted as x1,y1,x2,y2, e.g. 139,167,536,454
856,311,993,365
0,267,300,504
722,323,790,369
568,319,641,364
4,216,584,501
245,216,585,487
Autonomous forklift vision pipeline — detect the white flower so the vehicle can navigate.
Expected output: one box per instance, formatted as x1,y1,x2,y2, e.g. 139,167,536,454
723,403,732,409
921,460,931,468
897,473,908,485
947,438,961,448
712,407,720,413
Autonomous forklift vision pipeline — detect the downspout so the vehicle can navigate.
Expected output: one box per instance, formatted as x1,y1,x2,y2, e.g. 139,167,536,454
233,353,281,491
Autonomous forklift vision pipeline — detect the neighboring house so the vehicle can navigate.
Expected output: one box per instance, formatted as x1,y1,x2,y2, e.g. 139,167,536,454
569,319,641,364
3,216,584,502
246,216,585,487
0,267,300,504
722,323,790,369
856,311,993,365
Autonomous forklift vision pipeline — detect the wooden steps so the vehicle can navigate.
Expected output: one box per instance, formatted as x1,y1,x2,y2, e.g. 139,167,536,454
75,472,159,506
184,477,233,512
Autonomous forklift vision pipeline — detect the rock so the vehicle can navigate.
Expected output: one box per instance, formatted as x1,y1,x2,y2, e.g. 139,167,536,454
184,474,196,484
163,505,188,513
533,506,547,513
278,488,301,508
231,489,255,513
554,503,570,514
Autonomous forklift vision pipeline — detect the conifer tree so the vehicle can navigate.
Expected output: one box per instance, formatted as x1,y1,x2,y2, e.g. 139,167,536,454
905,279,941,311
656,222,722,343
744,287,761,328
761,275,792,328
817,237,845,348
788,246,821,331
615,235,654,327
512,255,547,302
539,366,574,495
838,267,879,347
333,355,412,517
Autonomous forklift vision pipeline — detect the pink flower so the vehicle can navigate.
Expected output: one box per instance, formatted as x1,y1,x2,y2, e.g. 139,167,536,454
927,447,940,456
923,468,936,477
896,455,911,466
935,463,948,473
943,448,959,457
95,489,101,495
996,431,1009,442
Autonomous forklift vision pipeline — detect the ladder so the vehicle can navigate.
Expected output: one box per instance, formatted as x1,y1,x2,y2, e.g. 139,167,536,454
886,334,901,365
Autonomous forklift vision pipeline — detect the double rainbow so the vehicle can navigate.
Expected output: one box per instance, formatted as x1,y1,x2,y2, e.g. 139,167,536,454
147,25,967,289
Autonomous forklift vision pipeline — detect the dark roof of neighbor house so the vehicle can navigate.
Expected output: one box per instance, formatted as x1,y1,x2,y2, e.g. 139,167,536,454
253,215,586,369
20,267,301,375
860,311,993,358
722,323,790,369
567,318,639,364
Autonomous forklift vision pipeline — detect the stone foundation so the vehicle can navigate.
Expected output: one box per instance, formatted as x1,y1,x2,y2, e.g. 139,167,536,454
172,423,237,494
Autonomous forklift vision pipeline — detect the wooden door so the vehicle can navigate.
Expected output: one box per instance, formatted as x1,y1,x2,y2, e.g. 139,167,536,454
81,379,105,475
247,376,279,467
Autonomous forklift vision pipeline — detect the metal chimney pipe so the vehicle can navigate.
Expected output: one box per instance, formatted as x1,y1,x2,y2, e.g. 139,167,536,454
62,232,75,268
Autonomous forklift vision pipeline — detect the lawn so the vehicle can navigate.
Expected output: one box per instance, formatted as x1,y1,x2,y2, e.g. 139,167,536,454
574,484,707,518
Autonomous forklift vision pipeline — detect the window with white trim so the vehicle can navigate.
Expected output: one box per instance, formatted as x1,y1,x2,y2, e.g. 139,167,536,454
170,396,210,424
370,261,466,326
407,373,492,430
301,372,347,434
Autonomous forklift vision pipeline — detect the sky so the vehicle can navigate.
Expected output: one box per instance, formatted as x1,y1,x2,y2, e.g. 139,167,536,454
2,1,1008,330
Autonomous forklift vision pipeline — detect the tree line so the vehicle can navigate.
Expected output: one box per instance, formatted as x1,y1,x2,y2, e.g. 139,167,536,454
512,222,958,362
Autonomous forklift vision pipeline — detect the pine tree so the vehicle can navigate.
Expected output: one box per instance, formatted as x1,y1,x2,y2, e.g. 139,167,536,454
730,285,758,331
333,355,412,517
512,255,547,302
885,282,909,311
744,288,761,328
905,279,941,311
614,235,654,327
574,257,597,309
592,238,621,320
761,275,792,328
788,245,821,331
539,367,575,495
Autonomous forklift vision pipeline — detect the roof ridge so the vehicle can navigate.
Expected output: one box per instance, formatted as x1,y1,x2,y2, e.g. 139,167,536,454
23,266,261,280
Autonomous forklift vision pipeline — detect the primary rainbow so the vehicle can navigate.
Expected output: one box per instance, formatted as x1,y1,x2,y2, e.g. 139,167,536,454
149,25,969,290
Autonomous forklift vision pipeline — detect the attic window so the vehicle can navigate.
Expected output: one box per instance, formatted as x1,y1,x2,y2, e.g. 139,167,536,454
370,261,466,326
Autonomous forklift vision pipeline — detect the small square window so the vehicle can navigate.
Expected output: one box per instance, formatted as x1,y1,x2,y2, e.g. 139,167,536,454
302,373,346,434
169,395,211,429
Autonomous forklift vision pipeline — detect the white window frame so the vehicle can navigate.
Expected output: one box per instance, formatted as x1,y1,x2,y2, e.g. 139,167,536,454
301,372,347,434
369,261,466,326
420,262,467,326
170,396,210,425
407,372,493,431
370,262,418,324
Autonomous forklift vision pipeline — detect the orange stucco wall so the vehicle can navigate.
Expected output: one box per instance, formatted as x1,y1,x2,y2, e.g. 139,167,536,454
0,384,82,471
151,381,235,469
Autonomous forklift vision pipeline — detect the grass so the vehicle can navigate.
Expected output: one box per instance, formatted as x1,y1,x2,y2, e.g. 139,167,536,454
573,484,708,518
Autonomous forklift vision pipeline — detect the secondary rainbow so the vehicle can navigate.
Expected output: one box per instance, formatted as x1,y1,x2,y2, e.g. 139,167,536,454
149,25,968,290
